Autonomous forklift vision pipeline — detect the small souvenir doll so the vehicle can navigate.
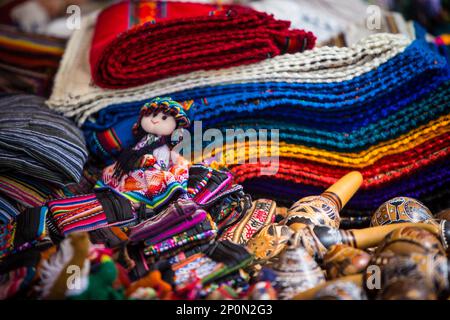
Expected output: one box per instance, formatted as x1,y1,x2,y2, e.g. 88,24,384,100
99,97,191,211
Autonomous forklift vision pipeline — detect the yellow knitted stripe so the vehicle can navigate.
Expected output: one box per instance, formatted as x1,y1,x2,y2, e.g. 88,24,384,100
198,115,450,168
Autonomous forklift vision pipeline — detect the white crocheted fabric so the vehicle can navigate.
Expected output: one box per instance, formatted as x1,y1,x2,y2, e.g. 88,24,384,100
47,14,411,125
248,0,371,43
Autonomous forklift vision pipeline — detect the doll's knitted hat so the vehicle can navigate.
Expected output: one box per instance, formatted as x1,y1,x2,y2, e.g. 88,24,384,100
132,97,191,136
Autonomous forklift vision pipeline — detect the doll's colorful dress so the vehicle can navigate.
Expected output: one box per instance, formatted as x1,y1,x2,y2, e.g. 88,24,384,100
97,136,189,211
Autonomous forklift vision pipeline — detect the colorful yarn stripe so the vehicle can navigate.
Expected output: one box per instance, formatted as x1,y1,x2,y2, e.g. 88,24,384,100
49,32,409,124
0,195,20,224
0,174,66,207
206,115,450,168
94,180,187,210
241,159,450,213
231,143,449,190
187,167,213,197
143,215,217,257
188,77,450,134
47,192,135,235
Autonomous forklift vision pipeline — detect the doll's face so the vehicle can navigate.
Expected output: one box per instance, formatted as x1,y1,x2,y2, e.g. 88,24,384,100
140,112,177,136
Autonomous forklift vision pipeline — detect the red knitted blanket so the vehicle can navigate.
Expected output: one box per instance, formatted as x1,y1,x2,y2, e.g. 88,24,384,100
89,1,316,89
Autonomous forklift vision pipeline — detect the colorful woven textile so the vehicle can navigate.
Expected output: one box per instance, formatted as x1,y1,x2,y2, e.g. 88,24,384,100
0,206,51,259
143,214,217,259
0,24,65,96
48,24,406,124
0,266,36,299
89,0,315,89
75,28,450,221
219,199,276,245
128,199,202,243
46,189,136,236
0,195,20,224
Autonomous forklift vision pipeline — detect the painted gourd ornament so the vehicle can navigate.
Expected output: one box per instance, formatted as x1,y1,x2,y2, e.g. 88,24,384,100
322,244,371,279
370,197,435,227
436,208,450,222
247,172,362,263
282,171,363,231
378,278,437,300
313,281,367,300
246,224,294,263
375,226,446,257
366,251,449,300
269,246,325,300
291,221,450,260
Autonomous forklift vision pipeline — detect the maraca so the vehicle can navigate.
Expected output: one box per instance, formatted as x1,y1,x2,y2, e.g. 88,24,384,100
291,220,450,260
375,226,446,257
247,172,363,262
370,197,436,227
282,171,363,231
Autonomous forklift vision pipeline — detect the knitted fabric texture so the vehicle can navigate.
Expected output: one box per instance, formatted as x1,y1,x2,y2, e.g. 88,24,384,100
0,94,88,186
48,18,405,125
89,1,315,89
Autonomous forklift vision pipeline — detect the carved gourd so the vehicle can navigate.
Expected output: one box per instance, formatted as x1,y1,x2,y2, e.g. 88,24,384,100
282,172,363,231
371,197,436,227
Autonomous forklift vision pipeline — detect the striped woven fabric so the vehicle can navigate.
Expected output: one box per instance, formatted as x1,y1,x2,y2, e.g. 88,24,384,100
46,190,136,236
0,25,66,96
0,206,51,259
0,94,88,186
94,179,187,211
142,214,217,259
0,195,20,224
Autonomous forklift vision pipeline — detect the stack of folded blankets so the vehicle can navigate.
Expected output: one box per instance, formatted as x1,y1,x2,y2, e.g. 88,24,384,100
0,25,66,96
0,94,90,223
48,0,316,124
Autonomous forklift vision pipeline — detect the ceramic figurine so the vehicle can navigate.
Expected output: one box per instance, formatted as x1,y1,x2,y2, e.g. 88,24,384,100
370,197,435,227
269,246,326,300
282,171,363,231
322,244,371,279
